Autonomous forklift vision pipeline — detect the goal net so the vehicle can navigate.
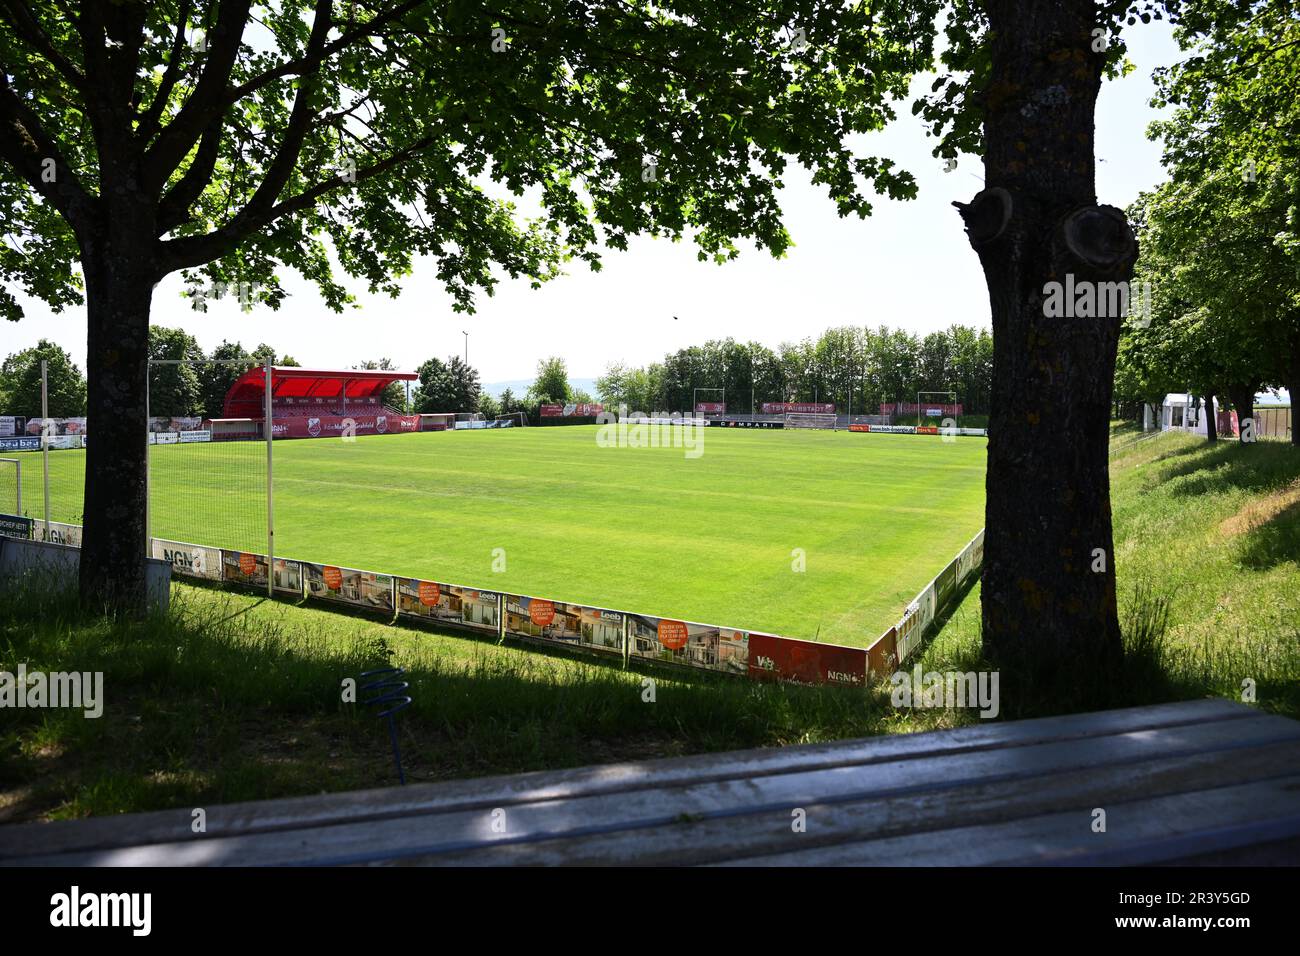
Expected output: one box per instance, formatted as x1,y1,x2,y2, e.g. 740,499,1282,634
784,412,838,430
495,412,527,428
0,457,18,519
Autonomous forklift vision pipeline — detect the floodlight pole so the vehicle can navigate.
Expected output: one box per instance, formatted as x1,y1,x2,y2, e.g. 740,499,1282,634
265,358,274,597
40,359,50,543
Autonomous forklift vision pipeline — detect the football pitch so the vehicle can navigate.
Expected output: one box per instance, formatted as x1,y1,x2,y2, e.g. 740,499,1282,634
14,426,987,647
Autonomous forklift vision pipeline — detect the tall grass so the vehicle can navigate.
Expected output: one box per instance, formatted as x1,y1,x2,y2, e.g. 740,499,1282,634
3,574,965,822
922,429,1300,719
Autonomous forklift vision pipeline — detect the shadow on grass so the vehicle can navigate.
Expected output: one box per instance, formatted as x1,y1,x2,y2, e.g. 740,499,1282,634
1159,440,1300,498
982,581,1300,722
0,574,906,823
1236,498,1300,571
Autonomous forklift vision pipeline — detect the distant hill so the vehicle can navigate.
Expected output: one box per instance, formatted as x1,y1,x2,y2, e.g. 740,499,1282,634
482,377,598,399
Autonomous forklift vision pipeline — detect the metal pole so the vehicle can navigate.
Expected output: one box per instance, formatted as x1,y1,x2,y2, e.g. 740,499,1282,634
265,358,274,597
41,359,50,542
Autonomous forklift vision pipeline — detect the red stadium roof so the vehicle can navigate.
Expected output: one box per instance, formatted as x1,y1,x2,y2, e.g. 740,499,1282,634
223,366,418,419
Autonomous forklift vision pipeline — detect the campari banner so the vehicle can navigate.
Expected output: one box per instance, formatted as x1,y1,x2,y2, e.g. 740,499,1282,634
540,403,604,418
761,402,836,414
272,414,420,438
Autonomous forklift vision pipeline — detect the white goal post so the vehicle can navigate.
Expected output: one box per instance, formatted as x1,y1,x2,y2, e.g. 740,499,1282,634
0,457,19,517
916,390,957,427
693,387,726,415
495,412,527,428
784,412,838,430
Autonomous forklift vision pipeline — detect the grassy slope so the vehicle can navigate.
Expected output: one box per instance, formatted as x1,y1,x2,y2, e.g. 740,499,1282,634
16,426,988,647
924,427,1300,718
0,581,948,822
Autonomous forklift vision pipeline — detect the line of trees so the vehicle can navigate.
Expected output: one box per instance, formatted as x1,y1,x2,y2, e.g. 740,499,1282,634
596,325,994,416
1113,0,1298,446
0,330,303,420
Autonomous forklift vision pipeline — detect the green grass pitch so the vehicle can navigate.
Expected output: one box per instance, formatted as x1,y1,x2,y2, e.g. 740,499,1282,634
11,426,987,647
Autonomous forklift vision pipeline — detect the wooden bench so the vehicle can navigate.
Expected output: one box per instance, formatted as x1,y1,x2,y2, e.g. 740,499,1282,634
2,698,1298,865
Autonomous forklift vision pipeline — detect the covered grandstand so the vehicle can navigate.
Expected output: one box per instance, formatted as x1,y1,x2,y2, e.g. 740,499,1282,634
210,366,424,440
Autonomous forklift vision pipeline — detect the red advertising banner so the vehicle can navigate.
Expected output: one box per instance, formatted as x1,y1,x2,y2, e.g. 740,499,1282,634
540,403,605,417
694,402,726,413
747,633,867,686
760,402,836,414
271,414,420,438
848,423,871,433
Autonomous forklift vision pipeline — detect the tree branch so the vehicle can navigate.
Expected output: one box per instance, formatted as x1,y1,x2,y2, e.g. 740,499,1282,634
137,0,196,141
224,0,423,103
0,0,86,90
141,0,251,194
156,107,227,234
159,133,436,271
0,64,97,230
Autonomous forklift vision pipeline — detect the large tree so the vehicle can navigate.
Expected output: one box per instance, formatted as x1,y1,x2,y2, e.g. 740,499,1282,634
1146,0,1300,444
147,325,203,417
0,1,936,609
914,0,1200,682
528,356,572,404
413,354,480,413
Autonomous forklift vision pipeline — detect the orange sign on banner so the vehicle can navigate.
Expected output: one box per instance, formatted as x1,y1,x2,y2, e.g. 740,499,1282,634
323,566,343,590
238,553,257,576
418,581,440,606
657,620,689,650
529,599,555,627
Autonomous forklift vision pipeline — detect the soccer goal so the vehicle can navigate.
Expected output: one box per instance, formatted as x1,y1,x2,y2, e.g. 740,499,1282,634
495,412,527,428
693,387,726,416
0,457,19,517
785,412,838,430
917,391,957,427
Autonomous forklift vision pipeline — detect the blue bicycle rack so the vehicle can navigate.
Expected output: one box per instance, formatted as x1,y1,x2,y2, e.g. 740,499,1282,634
360,667,412,785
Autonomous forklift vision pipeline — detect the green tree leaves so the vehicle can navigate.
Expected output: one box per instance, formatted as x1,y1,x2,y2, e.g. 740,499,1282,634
0,338,86,417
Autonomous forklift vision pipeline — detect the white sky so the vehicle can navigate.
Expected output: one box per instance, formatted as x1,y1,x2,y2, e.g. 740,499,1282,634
3,22,1181,385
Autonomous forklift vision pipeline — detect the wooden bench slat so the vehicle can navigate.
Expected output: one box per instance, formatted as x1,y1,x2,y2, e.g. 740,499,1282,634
0,697,1253,859
372,746,1300,867
709,774,1300,867
8,712,1295,867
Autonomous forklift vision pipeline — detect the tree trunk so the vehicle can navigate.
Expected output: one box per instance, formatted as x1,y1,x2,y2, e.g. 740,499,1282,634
78,234,155,612
1204,391,1218,443
960,0,1131,689
1227,383,1257,443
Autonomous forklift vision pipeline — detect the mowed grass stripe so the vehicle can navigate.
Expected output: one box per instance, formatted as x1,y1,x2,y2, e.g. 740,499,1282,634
25,426,986,646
